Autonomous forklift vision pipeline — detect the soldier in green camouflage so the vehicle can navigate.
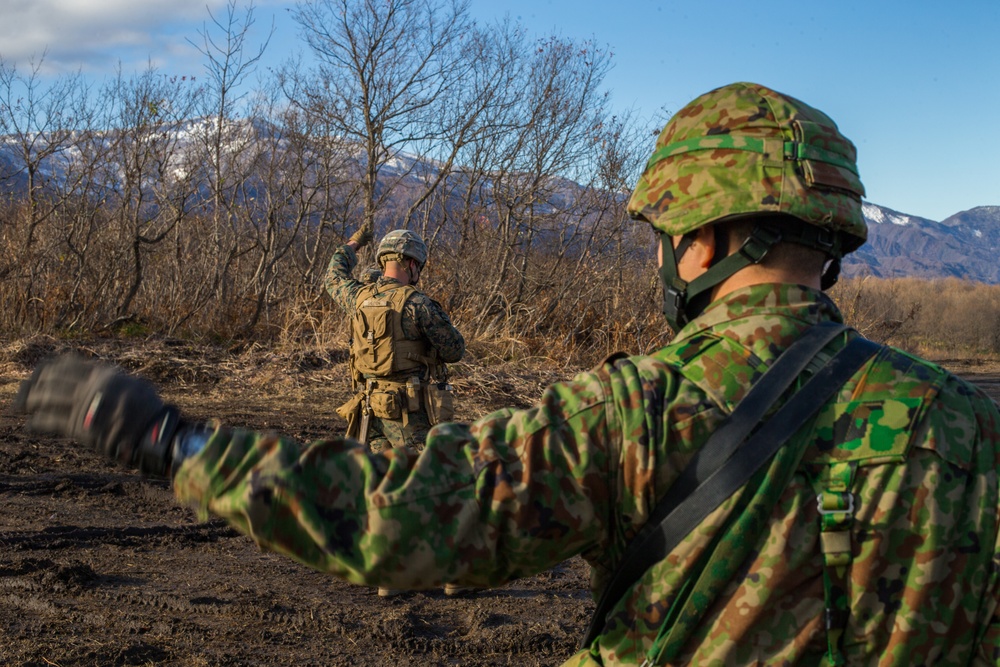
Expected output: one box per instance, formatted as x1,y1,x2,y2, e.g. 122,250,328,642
14,82,1000,664
324,227,465,453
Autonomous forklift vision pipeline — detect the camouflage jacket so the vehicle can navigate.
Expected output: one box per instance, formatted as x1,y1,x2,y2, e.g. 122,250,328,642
172,283,1000,665
324,244,465,366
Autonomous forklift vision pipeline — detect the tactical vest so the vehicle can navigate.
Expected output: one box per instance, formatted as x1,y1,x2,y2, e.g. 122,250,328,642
600,330,949,666
350,282,430,379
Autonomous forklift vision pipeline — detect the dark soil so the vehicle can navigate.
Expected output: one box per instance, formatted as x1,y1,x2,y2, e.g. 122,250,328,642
0,340,590,667
1,340,997,667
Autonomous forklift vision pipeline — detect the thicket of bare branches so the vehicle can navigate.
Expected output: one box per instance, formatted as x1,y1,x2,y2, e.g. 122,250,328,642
0,0,665,367
831,276,1000,358
0,1,995,369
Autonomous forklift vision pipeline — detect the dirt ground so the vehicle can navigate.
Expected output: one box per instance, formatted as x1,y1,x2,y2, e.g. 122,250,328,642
2,341,999,667
0,339,593,667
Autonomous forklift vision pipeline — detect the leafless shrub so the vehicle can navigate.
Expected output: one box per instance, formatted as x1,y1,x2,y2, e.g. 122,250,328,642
832,275,1000,359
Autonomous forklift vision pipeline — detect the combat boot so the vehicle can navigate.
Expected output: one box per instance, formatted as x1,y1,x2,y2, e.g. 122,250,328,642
443,583,476,597
378,587,405,597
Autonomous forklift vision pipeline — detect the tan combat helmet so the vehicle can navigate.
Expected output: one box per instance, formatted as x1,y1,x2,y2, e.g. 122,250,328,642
627,82,867,330
376,229,429,269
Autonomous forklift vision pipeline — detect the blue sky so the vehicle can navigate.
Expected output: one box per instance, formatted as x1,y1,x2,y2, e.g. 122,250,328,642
1,0,997,222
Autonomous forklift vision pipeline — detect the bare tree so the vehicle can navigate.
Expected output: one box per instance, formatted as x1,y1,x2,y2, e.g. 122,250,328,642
99,66,201,326
267,65,363,293
454,34,615,339
0,56,97,329
186,0,275,321
0,57,91,243
290,0,476,239
0,5,670,362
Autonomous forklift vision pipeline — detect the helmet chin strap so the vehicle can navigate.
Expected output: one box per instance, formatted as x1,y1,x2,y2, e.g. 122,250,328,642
658,233,691,332
658,225,785,332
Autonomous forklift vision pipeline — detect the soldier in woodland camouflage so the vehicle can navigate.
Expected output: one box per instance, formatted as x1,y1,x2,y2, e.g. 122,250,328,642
14,82,1000,665
324,227,465,453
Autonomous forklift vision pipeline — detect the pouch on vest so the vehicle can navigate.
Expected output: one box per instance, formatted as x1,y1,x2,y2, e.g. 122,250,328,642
353,296,396,376
351,284,427,377
336,392,365,440
369,390,403,420
406,377,422,412
424,382,455,425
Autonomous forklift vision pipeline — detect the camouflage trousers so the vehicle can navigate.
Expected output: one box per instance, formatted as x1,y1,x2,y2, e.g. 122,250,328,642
366,409,432,454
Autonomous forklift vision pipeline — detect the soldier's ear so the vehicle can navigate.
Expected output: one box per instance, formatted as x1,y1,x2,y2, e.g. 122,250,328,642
677,226,715,278
696,225,717,268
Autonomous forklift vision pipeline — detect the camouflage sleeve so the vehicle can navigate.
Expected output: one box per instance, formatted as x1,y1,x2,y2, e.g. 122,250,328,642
403,292,465,363
323,244,362,313
168,357,676,591
976,591,1000,665
975,402,1000,666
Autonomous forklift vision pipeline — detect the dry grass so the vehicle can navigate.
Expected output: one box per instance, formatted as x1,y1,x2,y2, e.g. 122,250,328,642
0,334,582,428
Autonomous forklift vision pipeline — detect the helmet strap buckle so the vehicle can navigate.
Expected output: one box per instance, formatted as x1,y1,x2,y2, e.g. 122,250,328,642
663,283,689,331
813,227,836,253
738,224,783,264
658,233,690,331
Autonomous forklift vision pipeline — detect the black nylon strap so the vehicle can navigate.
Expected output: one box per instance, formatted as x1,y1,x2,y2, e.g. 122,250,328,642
665,321,847,500
581,326,880,649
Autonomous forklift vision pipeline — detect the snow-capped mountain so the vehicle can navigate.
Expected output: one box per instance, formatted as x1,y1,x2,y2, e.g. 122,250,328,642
845,202,1000,282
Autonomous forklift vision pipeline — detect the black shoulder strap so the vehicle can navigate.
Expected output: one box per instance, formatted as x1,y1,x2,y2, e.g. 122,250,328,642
581,323,881,648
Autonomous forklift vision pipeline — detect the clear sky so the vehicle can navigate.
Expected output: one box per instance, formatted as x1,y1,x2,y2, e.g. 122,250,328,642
1,0,997,222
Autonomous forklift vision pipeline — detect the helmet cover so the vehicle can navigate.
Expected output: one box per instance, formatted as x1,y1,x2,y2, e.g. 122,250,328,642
376,229,428,267
627,82,867,252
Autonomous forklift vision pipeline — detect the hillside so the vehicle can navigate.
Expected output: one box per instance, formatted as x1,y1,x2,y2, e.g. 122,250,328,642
845,203,1000,282
1,121,997,284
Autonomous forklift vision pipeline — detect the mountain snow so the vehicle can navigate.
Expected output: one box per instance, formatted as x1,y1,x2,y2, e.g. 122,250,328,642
862,201,919,226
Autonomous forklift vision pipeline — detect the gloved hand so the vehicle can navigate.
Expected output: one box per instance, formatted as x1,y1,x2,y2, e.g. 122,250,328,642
348,224,374,249
14,354,181,477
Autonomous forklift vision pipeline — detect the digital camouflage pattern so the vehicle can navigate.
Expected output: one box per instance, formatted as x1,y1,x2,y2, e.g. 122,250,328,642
325,245,464,360
376,229,428,267
362,408,433,453
172,283,1000,665
325,243,464,451
628,82,868,252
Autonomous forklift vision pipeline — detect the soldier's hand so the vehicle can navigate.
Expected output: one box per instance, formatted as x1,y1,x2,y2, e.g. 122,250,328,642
14,354,180,476
348,225,374,249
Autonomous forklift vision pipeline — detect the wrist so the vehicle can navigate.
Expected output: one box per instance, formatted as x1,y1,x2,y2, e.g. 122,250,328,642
169,424,214,476
135,405,183,478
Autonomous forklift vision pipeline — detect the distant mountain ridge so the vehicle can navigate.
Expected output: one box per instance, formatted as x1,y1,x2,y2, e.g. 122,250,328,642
1,119,997,283
845,203,1000,283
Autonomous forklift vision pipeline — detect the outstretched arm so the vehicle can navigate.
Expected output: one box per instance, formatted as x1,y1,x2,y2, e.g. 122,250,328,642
13,352,632,593
169,368,618,590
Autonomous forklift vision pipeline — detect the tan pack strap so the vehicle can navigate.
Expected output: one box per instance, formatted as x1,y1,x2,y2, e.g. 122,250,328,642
395,339,430,374
365,379,408,393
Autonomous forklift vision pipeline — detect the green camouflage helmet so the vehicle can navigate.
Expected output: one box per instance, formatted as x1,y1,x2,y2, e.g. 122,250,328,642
376,229,428,267
627,82,867,253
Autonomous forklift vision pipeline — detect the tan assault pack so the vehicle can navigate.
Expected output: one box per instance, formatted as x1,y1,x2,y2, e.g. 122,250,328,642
351,283,428,378
341,283,455,438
